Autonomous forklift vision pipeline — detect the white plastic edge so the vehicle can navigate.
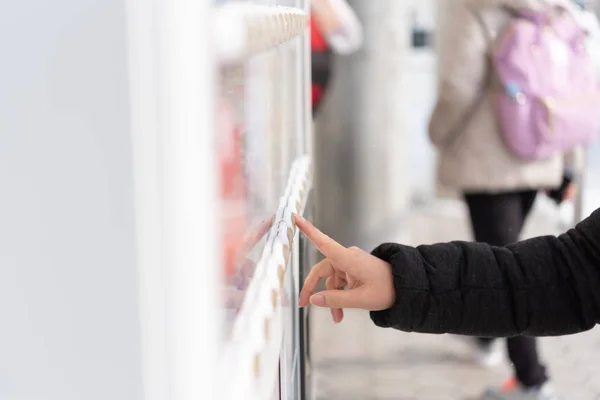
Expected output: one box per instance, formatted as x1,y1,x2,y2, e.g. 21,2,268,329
220,155,312,400
213,4,308,64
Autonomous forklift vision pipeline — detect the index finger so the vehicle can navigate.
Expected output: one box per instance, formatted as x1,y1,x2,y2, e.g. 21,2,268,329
294,215,347,261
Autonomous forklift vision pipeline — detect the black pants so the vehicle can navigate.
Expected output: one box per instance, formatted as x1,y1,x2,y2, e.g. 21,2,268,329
464,190,548,388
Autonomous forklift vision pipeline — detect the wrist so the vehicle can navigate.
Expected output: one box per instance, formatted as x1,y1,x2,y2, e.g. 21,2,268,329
381,262,396,310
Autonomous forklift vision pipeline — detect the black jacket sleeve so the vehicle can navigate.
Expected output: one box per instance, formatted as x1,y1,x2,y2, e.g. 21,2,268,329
370,208,600,337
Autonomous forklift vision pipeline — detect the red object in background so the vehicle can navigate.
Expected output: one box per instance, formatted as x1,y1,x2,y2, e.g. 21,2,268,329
310,14,332,113
218,97,247,277
311,85,325,109
310,16,328,52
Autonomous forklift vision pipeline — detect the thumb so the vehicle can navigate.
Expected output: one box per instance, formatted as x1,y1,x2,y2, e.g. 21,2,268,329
309,287,367,309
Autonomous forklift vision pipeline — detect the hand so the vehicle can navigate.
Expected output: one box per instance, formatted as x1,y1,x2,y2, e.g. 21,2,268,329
563,183,576,202
295,215,395,323
310,0,329,12
310,0,342,35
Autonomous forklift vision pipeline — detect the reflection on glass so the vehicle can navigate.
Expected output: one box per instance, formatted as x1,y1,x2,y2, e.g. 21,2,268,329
217,40,302,340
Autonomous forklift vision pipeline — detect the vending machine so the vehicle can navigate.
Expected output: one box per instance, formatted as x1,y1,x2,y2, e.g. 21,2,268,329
127,1,314,399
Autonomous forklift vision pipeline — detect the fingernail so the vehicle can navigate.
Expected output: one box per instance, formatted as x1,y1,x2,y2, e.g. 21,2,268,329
310,293,325,307
294,214,305,223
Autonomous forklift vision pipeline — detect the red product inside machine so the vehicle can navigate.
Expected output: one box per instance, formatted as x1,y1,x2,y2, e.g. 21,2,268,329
218,97,247,278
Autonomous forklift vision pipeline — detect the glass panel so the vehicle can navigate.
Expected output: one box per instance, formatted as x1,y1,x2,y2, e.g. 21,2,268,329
216,6,307,343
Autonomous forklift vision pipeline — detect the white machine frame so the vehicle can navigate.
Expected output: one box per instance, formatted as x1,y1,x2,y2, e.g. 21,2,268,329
126,1,312,399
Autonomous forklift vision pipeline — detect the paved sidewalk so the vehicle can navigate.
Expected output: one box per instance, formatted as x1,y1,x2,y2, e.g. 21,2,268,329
311,198,600,400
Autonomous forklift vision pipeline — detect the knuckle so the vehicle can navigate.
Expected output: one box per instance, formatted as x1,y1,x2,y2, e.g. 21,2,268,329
325,277,334,289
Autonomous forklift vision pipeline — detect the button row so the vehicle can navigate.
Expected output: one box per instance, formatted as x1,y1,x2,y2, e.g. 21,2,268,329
249,155,312,388
222,155,312,400
213,4,308,64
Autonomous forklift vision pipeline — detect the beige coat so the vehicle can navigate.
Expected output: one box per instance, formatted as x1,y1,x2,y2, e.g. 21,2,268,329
429,0,588,193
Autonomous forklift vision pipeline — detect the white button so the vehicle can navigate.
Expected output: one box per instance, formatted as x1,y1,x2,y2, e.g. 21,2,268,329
290,184,302,200
282,207,295,228
259,243,272,265
271,241,287,268
274,225,293,261
290,187,303,206
249,309,267,351
267,256,285,290
277,222,296,250
286,198,299,214
265,224,278,247
260,276,276,317
275,206,285,222
276,222,292,243
278,195,288,209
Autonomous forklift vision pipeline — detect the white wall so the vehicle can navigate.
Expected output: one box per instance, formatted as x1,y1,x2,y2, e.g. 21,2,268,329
0,1,143,399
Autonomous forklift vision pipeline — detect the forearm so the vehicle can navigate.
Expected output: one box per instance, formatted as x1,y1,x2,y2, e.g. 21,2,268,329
370,209,600,337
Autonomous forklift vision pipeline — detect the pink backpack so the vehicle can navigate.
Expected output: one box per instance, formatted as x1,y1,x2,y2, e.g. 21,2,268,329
491,7,600,160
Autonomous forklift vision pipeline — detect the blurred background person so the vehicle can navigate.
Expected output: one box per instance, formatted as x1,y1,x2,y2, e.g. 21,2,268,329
309,0,363,114
428,0,600,399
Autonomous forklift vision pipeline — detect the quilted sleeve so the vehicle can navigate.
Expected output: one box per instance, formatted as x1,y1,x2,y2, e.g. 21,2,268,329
370,208,600,337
